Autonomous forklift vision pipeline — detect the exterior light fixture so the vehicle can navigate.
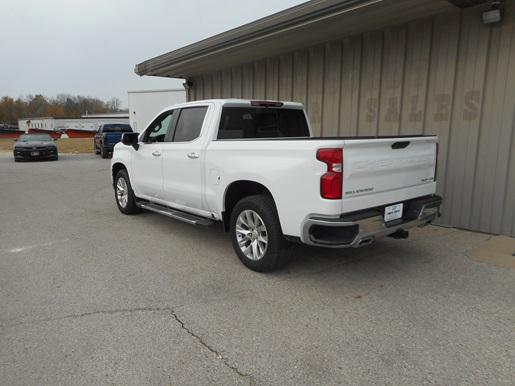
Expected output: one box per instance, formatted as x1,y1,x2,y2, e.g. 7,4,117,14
482,1,503,24
183,79,193,90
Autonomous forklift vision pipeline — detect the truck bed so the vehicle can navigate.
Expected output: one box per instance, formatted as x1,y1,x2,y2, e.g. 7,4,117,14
215,134,434,141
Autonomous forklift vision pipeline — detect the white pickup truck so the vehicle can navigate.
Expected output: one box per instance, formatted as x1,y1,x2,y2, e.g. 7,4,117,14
111,99,442,272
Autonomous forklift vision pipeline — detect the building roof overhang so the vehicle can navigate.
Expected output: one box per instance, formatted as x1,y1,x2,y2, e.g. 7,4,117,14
134,0,482,78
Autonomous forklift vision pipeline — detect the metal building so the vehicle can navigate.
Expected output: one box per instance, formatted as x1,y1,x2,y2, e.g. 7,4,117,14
135,0,515,237
18,113,130,138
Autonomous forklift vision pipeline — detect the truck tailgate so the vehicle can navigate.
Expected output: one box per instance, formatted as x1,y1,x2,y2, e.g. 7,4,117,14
342,136,437,200
105,133,123,145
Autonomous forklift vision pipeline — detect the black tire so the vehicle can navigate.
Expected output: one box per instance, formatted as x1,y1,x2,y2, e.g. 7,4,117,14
230,194,291,272
114,169,141,214
94,145,100,155
101,147,109,159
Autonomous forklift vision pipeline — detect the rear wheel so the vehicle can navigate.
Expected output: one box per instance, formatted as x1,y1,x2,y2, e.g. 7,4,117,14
230,195,291,272
94,145,100,155
101,147,109,159
114,169,141,214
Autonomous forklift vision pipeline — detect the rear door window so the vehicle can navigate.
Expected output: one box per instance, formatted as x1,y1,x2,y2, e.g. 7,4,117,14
172,107,208,142
217,107,309,139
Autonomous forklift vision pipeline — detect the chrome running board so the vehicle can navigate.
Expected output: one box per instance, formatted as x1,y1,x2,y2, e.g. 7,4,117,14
137,202,215,227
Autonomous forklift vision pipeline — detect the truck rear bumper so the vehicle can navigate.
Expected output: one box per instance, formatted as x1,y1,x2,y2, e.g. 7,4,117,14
301,195,442,248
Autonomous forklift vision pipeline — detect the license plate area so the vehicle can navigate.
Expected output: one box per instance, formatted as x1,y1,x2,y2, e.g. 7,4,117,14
30,151,40,156
384,203,403,222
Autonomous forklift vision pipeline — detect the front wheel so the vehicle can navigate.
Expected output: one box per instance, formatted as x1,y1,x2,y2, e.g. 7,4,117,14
101,147,109,159
114,169,141,214
230,195,291,272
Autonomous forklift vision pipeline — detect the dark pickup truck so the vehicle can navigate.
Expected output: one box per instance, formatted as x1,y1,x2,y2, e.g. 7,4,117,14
94,123,132,158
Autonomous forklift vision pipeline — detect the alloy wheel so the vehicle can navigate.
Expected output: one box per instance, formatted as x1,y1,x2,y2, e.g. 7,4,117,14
235,209,268,261
116,177,129,208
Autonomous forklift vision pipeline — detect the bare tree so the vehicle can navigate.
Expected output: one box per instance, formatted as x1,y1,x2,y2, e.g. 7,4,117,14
106,97,122,112
0,94,119,124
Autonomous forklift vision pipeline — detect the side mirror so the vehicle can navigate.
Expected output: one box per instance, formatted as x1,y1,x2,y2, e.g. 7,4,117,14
122,132,140,150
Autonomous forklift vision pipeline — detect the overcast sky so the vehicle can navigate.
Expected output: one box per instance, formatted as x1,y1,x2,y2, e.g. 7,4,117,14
0,0,304,107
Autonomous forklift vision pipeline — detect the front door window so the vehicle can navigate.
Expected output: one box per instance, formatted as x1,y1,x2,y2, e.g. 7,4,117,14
145,111,175,143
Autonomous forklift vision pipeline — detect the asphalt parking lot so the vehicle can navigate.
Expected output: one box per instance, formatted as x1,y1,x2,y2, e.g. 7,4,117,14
0,153,514,385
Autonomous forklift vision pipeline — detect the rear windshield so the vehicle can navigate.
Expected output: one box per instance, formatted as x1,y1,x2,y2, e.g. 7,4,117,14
102,124,132,133
217,107,309,139
18,134,52,141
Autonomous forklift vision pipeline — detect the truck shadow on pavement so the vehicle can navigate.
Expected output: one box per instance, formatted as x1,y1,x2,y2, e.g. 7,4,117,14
140,209,429,280
278,239,424,278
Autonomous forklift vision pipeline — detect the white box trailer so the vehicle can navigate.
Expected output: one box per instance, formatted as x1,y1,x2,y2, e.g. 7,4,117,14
128,89,186,132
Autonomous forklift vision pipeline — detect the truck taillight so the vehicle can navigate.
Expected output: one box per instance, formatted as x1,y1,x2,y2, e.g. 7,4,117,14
434,143,439,181
317,148,343,199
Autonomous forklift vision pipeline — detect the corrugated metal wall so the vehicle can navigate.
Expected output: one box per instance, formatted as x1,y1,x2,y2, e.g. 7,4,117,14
188,3,515,237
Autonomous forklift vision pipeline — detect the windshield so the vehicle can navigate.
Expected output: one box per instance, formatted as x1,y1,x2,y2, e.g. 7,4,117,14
18,134,52,142
102,124,132,133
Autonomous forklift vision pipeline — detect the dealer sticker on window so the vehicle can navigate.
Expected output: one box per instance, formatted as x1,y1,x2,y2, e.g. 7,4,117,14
384,203,403,222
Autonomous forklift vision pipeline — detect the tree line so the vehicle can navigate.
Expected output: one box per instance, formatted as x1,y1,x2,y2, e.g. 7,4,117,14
0,94,124,126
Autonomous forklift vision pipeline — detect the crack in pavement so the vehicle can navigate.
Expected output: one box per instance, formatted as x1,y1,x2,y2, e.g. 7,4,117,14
169,308,254,383
1,306,254,383
0,307,174,329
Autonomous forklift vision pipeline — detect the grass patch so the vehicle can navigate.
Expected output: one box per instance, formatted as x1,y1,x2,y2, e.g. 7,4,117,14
55,138,94,153
0,138,94,154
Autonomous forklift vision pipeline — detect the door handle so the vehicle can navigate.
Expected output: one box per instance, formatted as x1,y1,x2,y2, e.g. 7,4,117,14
187,152,199,159
152,151,161,157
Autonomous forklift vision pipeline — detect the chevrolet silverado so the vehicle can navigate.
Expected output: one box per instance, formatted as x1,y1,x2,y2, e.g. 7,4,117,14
111,99,442,272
